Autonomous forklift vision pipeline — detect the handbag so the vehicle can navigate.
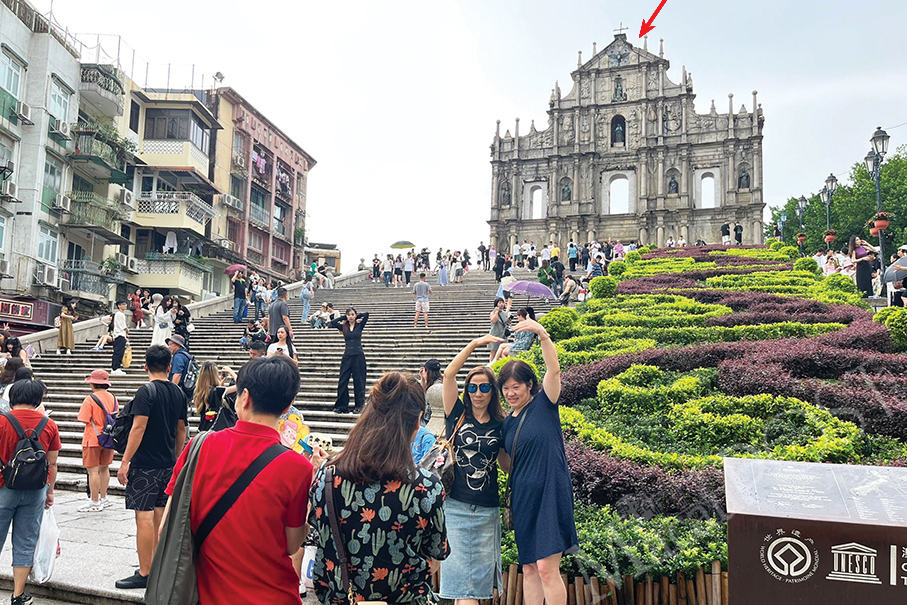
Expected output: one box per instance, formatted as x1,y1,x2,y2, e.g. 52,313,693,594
417,413,465,494
502,409,529,532
122,345,133,369
325,466,400,605
146,434,288,605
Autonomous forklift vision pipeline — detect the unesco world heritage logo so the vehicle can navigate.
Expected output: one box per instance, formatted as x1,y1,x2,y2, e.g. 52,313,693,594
761,529,820,583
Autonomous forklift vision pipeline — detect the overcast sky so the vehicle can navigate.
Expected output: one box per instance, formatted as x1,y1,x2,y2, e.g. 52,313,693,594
34,0,907,270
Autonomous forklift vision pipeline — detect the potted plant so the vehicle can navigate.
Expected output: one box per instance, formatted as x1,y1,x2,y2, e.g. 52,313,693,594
870,227,880,236
102,256,122,276
823,229,837,244
872,211,893,231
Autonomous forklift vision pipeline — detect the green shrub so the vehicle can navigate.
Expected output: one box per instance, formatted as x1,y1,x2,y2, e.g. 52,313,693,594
822,272,858,294
769,241,784,251
637,246,651,255
625,251,642,264
539,306,579,341
873,306,901,324
793,257,819,274
777,246,799,261
883,308,907,351
589,276,618,299
607,260,627,277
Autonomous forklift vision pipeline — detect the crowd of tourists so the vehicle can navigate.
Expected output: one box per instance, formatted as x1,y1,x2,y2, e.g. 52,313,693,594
0,282,576,605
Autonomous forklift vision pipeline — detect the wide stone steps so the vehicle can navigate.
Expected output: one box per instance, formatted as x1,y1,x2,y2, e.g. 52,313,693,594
30,271,553,493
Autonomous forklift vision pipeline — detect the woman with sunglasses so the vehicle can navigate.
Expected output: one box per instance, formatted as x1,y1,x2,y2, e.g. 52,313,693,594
439,334,509,604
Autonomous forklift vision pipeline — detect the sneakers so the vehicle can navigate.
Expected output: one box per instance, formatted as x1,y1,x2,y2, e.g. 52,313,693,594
109,369,127,376
77,500,103,513
10,593,33,605
115,571,148,589
100,497,114,509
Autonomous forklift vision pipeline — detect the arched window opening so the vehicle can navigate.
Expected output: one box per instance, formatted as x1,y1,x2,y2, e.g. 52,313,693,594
701,175,716,208
531,187,544,220
610,176,629,214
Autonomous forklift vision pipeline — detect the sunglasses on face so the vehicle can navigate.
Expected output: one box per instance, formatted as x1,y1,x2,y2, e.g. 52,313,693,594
467,383,493,394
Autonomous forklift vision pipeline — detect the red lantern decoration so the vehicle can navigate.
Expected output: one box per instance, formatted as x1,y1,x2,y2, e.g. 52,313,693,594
874,219,890,230
870,227,880,236
824,235,836,244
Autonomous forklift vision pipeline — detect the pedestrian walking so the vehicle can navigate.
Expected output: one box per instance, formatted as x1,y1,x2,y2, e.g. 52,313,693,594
268,287,292,343
721,220,732,245
488,245,497,273
499,321,577,604
109,300,129,377
734,221,743,245
231,270,248,323
0,380,61,605
404,252,415,286
438,257,450,286
382,255,394,288
330,308,369,414
440,336,507,602
115,345,188,590
300,275,315,325
413,272,432,328
56,300,77,355
78,370,117,512
308,372,449,603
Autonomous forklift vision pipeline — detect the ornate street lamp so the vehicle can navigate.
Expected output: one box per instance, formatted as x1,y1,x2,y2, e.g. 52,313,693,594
797,196,808,255
865,126,891,273
819,173,837,248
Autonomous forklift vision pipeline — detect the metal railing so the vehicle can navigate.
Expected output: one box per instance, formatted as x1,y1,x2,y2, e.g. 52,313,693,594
246,250,264,265
249,204,269,226
273,219,287,238
65,200,119,232
80,65,124,96
144,252,213,273
136,191,217,225
68,190,107,205
73,135,119,169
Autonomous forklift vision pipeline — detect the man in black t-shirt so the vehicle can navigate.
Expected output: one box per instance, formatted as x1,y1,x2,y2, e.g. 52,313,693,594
721,221,732,245
115,345,188,590
551,256,566,297
268,287,292,341
734,222,743,245
231,270,247,323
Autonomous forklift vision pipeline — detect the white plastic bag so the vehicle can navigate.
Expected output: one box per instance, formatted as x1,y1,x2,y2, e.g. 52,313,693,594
29,507,60,584
301,545,316,589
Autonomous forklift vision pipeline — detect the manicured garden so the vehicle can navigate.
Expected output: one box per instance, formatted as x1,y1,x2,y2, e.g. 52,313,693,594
499,243,907,595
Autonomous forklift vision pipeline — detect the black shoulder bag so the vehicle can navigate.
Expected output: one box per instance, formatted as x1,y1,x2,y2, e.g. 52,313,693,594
502,409,528,531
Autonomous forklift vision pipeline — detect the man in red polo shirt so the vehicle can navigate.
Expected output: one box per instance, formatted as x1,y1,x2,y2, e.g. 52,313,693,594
166,355,315,604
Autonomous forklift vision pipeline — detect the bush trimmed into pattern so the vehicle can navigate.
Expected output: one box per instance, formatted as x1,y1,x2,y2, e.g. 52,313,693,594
625,250,642,264
589,275,618,298
539,306,580,340
793,257,820,273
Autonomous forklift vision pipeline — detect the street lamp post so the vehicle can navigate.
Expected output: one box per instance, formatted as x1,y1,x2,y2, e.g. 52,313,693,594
797,195,807,256
865,126,891,274
819,173,837,249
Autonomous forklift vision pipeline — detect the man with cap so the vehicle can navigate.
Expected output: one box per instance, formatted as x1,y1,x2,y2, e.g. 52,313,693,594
166,334,191,387
110,300,129,376
78,370,118,512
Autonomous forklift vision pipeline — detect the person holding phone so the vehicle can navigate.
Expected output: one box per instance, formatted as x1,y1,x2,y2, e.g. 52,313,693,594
267,325,298,364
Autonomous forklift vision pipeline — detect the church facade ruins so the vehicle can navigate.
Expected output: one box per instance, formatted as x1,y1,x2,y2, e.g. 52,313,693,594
488,33,765,249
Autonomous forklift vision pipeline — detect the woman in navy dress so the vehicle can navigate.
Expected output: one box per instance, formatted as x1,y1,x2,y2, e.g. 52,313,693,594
499,318,577,605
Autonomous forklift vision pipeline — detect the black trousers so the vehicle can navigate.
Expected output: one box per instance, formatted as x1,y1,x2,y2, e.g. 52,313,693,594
111,336,127,370
569,258,577,272
335,353,366,411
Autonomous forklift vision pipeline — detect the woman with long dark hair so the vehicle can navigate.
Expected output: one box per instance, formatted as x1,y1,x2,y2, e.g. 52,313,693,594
499,320,576,605
172,299,192,349
267,325,298,364
308,372,449,603
439,335,509,603
5,337,28,367
849,235,878,297
193,361,237,431
151,294,174,347
329,307,369,414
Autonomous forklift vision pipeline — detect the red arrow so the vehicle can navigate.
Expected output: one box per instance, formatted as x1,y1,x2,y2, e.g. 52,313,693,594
639,0,668,37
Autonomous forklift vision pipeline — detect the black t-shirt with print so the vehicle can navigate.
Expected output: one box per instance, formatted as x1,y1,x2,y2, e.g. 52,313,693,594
445,399,503,508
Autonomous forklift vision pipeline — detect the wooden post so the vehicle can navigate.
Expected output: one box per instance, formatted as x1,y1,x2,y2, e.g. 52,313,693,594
711,562,721,605
636,582,645,605
516,573,523,605
606,578,619,605
676,572,686,605
624,576,634,605
590,577,601,604
669,585,677,605
721,572,729,605
646,575,653,605
576,577,586,605
502,572,508,605
685,578,696,605
704,576,713,605
585,585,593,605
653,582,660,605
695,568,707,605
507,565,518,605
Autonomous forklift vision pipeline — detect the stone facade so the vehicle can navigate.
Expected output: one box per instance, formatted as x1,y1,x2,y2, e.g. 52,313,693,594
488,34,765,250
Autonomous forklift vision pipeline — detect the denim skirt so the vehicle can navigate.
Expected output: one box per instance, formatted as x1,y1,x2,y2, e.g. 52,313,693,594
439,497,503,599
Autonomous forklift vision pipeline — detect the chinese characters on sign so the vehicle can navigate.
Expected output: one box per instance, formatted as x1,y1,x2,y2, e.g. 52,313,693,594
0,299,33,321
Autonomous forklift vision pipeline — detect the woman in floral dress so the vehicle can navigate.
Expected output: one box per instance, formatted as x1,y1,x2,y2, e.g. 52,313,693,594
309,371,449,604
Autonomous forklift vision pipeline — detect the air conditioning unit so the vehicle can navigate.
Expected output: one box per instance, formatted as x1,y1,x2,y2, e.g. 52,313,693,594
126,256,139,273
57,275,71,292
116,252,128,266
1,181,16,199
14,101,32,124
218,238,235,252
53,194,71,212
36,265,57,286
51,119,71,139
0,259,9,277
119,188,134,208
232,154,246,169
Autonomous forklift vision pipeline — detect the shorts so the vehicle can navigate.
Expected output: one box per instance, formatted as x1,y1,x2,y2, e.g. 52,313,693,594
455,268,464,277
440,498,502,599
82,446,115,468
722,235,731,244
415,301,430,313
394,268,403,276
502,290,513,300
126,467,173,511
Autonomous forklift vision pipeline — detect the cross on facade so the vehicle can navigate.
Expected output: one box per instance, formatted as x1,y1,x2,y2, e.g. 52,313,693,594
614,22,628,36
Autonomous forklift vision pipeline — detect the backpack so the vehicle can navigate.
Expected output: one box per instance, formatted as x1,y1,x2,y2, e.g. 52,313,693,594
89,394,119,450
1,412,49,491
110,390,139,455
175,350,200,402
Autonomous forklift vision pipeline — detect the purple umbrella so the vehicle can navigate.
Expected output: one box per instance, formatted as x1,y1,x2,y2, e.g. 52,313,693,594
503,280,556,300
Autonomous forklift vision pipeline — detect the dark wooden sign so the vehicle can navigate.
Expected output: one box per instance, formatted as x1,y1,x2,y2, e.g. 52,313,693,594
725,458,907,603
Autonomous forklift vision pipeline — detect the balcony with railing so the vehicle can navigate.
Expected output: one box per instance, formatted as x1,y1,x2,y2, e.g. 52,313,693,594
71,134,122,180
134,191,217,236
251,148,272,187
63,192,129,243
275,164,293,201
246,250,264,266
130,253,213,297
80,64,125,117
59,259,124,301
273,217,288,239
249,203,270,229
